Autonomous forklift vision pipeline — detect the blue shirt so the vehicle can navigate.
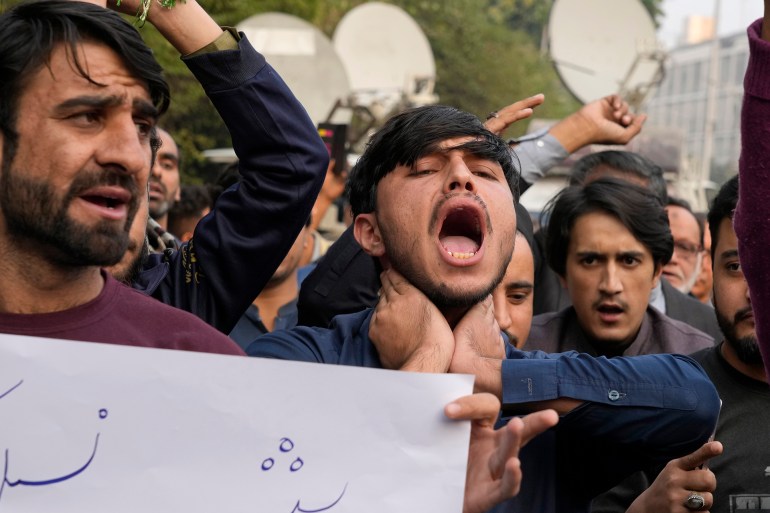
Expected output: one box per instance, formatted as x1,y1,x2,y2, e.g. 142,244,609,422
247,308,720,513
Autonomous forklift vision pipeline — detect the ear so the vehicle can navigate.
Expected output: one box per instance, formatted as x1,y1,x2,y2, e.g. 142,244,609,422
354,213,385,258
558,273,568,289
651,263,664,288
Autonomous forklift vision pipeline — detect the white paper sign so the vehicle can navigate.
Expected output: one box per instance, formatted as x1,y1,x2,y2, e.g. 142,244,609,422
0,333,474,512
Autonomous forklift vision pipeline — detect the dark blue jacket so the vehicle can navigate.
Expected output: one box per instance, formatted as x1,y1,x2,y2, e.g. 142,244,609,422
132,34,327,334
247,308,720,513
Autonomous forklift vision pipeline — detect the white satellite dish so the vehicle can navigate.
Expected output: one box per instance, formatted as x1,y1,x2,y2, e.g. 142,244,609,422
237,12,352,124
548,0,665,106
333,2,437,114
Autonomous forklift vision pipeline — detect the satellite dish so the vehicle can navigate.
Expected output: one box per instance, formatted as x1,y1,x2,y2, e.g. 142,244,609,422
548,0,665,106
237,13,352,124
333,2,437,115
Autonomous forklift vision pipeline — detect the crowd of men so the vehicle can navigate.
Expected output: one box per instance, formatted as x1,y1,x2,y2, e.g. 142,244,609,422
0,0,768,512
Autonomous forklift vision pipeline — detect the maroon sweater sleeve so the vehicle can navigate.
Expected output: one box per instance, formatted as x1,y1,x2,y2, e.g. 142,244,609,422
735,18,770,374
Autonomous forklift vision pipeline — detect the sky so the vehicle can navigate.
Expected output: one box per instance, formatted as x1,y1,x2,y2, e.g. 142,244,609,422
658,0,763,48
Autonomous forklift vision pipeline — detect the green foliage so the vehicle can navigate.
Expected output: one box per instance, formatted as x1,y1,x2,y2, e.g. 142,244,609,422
0,0,664,181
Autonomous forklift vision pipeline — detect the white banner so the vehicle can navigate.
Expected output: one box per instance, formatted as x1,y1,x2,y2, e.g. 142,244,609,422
0,334,473,512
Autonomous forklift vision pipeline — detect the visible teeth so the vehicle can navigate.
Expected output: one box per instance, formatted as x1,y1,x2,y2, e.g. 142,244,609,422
447,250,476,259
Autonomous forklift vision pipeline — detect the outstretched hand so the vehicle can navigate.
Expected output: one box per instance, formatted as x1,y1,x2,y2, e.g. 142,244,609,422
484,94,545,137
445,393,558,513
626,441,722,513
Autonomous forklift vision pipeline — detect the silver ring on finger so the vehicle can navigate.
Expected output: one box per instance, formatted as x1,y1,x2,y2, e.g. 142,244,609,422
684,492,706,511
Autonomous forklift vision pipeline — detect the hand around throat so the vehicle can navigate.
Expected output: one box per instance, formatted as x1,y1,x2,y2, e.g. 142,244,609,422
369,269,506,395
369,268,455,373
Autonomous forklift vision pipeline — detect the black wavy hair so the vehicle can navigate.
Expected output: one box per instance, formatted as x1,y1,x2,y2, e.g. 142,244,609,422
545,177,674,277
0,0,170,168
569,150,668,204
346,105,519,217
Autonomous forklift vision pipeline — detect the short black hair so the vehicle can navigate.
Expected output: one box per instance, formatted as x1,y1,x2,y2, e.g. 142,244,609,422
569,150,668,204
0,0,170,168
545,177,674,277
707,175,739,262
346,105,518,217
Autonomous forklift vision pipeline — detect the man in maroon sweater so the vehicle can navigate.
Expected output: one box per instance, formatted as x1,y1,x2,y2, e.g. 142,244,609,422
0,0,243,356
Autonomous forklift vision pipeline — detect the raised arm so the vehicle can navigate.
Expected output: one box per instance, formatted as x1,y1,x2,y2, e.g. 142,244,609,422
124,0,328,333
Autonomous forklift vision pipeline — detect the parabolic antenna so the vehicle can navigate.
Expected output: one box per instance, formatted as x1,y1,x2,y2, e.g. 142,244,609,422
237,13,352,124
333,2,436,109
548,0,664,106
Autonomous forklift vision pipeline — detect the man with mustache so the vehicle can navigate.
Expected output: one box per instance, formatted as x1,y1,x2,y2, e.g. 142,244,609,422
525,178,714,357
147,127,181,233
593,176,768,513
535,150,722,342
247,105,720,512
0,0,243,355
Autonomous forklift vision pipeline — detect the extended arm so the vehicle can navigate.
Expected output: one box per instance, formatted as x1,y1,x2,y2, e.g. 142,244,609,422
515,94,646,189
126,0,328,333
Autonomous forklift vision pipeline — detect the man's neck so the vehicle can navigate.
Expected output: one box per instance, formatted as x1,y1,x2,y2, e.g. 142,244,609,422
441,306,472,329
0,245,104,314
720,340,768,383
252,272,298,332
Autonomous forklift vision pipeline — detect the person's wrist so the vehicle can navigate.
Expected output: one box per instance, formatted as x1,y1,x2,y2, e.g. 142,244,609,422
147,0,224,55
549,113,595,153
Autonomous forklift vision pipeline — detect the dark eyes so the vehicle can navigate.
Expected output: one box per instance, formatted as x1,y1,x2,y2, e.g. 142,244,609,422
622,256,641,266
506,291,531,304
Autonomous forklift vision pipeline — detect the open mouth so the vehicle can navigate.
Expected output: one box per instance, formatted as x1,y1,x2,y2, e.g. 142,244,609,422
148,181,166,200
597,304,624,315
82,194,124,209
78,186,131,216
439,207,483,260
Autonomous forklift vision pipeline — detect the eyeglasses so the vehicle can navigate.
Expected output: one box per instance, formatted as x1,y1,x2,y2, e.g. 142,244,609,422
673,241,702,260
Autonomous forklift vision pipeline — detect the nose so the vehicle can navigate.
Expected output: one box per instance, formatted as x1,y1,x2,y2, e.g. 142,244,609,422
96,116,152,179
443,155,476,194
598,263,623,295
492,288,511,333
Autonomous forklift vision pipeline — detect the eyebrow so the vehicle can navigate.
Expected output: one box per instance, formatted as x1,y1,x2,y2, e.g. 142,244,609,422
719,249,739,260
157,150,178,162
574,250,646,259
506,281,533,290
418,140,499,164
53,95,159,120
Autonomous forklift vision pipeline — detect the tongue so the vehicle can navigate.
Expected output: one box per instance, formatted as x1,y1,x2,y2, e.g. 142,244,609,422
440,235,479,254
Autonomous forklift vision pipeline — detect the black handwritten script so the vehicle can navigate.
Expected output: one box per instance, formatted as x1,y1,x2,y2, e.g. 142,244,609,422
0,380,107,506
261,437,348,513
